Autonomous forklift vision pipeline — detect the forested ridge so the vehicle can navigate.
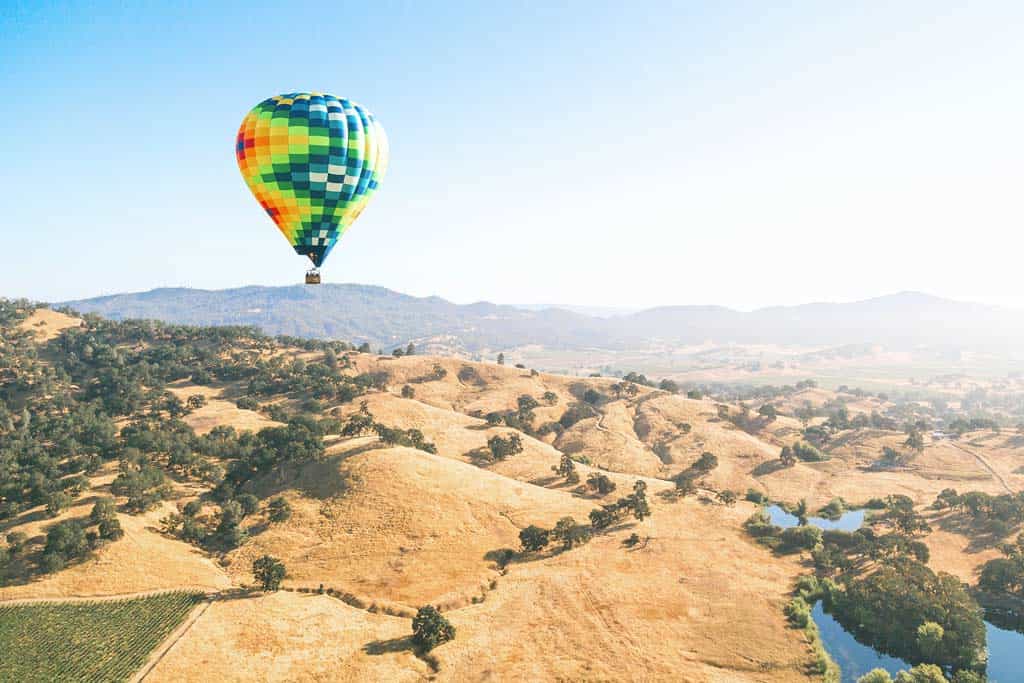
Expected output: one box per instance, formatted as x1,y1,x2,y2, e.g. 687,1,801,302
0,299,373,580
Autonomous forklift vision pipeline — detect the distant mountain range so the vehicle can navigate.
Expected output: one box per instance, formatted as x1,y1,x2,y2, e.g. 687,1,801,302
59,286,1024,354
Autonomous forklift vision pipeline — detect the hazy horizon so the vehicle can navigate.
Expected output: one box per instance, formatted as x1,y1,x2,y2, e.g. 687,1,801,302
55,282,1024,315
4,2,1022,310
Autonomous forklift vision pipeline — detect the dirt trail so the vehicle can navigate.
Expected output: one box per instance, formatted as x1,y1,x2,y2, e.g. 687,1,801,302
949,442,1013,494
593,411,618,438
593,405,632,447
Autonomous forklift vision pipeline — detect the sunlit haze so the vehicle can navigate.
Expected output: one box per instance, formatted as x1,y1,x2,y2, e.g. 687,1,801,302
2,1,1021,309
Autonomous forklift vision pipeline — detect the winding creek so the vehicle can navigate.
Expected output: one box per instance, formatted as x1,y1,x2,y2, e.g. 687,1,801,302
765,505,1024,681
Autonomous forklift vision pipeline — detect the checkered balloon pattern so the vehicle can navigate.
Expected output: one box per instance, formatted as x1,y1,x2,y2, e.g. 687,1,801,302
236,93,389,267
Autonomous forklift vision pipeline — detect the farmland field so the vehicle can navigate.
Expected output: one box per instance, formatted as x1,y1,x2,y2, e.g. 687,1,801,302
0,592,204,682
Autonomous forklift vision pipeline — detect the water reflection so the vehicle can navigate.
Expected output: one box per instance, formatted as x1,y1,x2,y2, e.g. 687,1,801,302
811,602,909,682
810,602,1024,682
766,504,865,531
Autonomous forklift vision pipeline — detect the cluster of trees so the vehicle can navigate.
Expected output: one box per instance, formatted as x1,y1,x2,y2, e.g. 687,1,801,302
586,472,616,495
484,433,523,462
338,403,437,453
0,311,144,531
877,444,914,468
856,665,983,683
829,558,985,674
543,402,599,434
0,498,126,578
253,554,286,591
0,401,121,521
519,481,651,554
408,363,447,384
933,488,1024,536
412,605,455,652
817,497,847,520
0,302,426,586
813,527,931,573
788,568,986,681
244,352,376,403
674,452,718,480
478,391,557,438
0,304,367,513
946,416,1000,437
778,441,826,467
374,424,437,453
214,416,329,499
111,455,171,513
484,394,543,434
746,496,930,564
162,493,292,550
663,451,719,498
787,575,982,681
882,494,933,536
390,342,416,357
610,381,640,399
552,454,579,484
519,516,592,552
801,405,899,440
692,378,817,405
658,379,679,394
717,404,776,434
457,365,485,386
746,495,984,676
589,480,651,529
978,533,1024,597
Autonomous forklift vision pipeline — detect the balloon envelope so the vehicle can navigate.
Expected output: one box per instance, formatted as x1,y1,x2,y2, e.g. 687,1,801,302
236,93,388,267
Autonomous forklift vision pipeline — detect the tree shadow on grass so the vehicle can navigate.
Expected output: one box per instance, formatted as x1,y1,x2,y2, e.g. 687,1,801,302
363,636,441,672
484,548,516,569
363,635,417,655
932,511,1016,553
752,459,788,477
465,447,496,467
1,507,51,533
214,587,262,602
252,455,352,500
245,520,270,537
529,474,561,487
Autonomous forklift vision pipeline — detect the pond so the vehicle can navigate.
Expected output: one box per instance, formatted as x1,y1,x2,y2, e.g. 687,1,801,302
811,602,909,682
766,504,865,531
985,615,1024,683
811,602,1024,682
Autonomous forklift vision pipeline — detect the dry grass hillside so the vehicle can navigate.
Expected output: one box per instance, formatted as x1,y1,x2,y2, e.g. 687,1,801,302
228,445,596,611
0,465,230,600
17,308,81,341
4,313,1024,682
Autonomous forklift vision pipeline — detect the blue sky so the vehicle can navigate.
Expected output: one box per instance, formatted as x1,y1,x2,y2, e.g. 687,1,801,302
2,1,1022,309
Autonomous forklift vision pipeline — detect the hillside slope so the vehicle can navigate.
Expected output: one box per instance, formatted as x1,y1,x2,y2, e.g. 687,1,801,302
4,305,1022,681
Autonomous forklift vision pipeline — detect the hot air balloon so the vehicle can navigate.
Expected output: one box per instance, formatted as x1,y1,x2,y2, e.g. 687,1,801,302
236,93,388,284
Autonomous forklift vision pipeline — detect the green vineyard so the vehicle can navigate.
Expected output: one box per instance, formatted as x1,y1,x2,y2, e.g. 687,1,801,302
0,591,204,682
